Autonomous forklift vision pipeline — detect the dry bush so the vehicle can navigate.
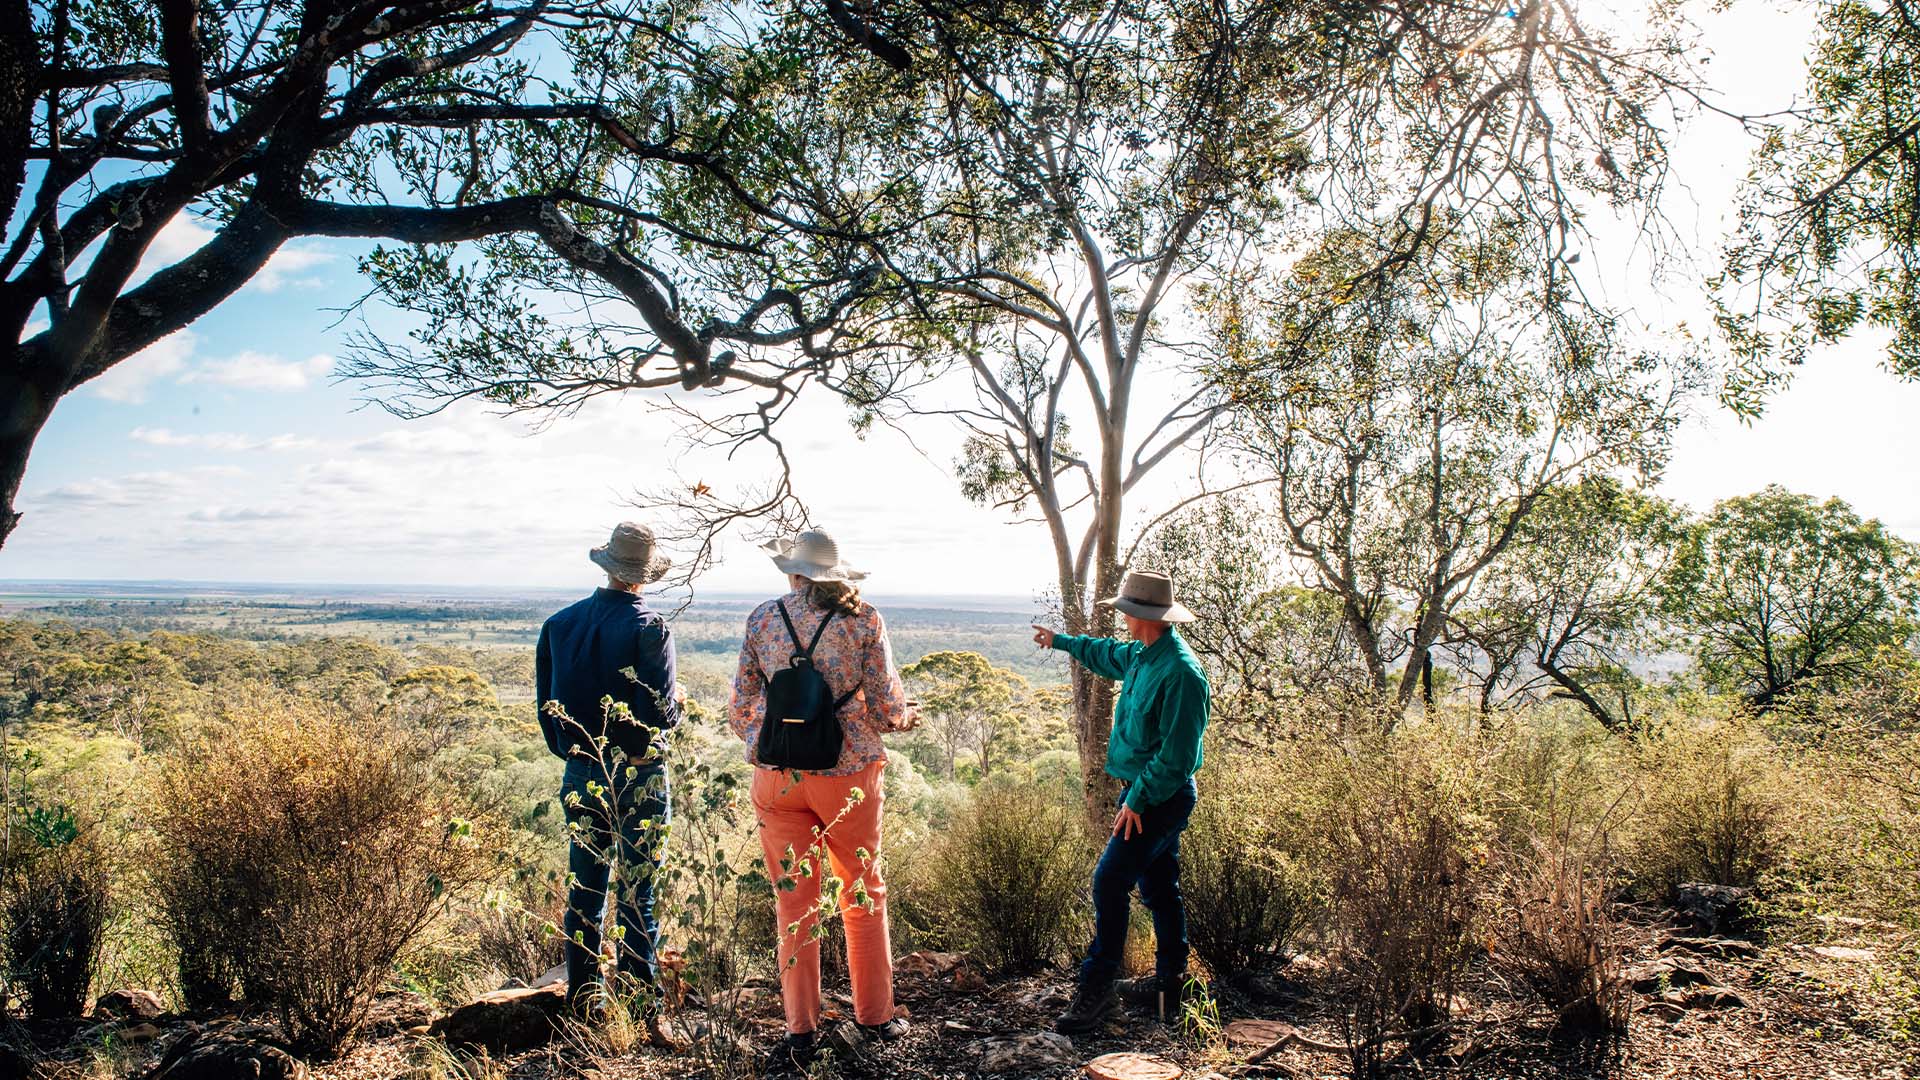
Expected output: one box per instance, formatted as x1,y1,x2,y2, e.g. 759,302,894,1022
1491,833,1628,1036
1623,716,1790,896
2,828,110,1019
1321,731,1492,1076
918,782,1092,974
149,696,503,1056
1181,754,1322,982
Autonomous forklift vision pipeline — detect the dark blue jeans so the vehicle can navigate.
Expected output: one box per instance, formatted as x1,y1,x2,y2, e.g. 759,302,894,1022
561,758,670,1003
1079,777,1197,988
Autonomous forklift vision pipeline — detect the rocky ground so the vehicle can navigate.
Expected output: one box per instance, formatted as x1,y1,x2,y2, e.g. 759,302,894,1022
7,899,1914,1080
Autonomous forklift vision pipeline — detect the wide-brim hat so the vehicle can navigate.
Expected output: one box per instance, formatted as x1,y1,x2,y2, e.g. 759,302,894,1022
1100,569,1197,623
589,521,672,584
762,529,867,582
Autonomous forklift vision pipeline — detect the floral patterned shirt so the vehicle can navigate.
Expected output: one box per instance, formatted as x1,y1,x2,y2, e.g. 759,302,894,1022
727,589,910,775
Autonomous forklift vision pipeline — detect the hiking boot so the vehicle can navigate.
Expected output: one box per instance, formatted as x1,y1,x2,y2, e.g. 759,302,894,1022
1118,971,1197,1005
857,1016,910,1042
764,1031,817,1076
1054,981,1119,1035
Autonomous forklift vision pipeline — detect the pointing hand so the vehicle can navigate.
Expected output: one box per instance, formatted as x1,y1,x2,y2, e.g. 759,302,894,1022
1031,624,1056,649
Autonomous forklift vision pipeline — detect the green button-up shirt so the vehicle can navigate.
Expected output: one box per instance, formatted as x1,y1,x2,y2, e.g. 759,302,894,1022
1051,627,1210,813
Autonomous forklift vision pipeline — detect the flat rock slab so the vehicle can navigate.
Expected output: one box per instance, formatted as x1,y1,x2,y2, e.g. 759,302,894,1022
1086,1051,1183,1080
1810,945,1878,963
978,1032,1077,1073
897,951,971,978
429,983,568,1052
1225,1019,1297,1049
1629,957,1713,993
1660,935,1761,960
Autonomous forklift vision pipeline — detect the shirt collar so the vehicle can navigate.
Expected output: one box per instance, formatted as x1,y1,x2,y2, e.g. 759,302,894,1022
1140,627,1180,661
593,587,650,611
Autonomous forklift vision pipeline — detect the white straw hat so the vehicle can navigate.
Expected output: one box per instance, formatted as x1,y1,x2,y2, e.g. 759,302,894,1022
1100,569,1197,623
762,529,868,582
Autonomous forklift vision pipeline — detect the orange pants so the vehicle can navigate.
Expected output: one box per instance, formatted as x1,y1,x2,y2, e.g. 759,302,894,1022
750,760,894,1033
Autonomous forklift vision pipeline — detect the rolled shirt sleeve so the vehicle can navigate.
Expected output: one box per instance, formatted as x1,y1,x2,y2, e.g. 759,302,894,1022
728,633,765,742
1122,666,1209,812
1051,633,1141,682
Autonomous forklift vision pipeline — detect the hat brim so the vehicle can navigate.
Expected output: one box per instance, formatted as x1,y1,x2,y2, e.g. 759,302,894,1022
1101,595,1198,623
590,547,672,584
769,554,868,582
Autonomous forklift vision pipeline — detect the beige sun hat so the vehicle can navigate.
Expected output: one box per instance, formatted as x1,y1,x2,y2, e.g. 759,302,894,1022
589,522,672,584
762,529,868,582
1101,569,1197,623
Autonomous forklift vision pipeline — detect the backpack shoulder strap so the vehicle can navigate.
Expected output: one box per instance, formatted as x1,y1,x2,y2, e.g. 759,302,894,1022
777,600,837,660
805,605,836,656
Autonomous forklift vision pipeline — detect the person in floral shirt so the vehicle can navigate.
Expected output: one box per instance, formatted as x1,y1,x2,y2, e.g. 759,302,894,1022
728,529,918,1074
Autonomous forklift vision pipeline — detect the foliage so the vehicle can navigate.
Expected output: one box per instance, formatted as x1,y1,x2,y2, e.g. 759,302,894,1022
918,783,1092,975
2,826,110,1020
148,697,505,1055
1219,228,1700,717
1449,478,1689,728
1717,0,1920,391
1180,754,1322,981
1622,716,1791,896
1666,486,1920,710
901,651,1029,779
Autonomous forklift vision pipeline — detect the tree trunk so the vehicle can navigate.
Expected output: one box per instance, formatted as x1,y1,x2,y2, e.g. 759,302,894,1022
0,347,63,550
0,0,33,232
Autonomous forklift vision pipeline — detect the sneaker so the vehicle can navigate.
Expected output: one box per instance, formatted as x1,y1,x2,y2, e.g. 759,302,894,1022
856,1016,910,1041
1119,971,1201,1005
1054,982,1119,1035
764,1031,817,1076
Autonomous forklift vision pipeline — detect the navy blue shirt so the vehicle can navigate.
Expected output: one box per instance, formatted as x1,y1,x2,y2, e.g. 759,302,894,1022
536,588,682,762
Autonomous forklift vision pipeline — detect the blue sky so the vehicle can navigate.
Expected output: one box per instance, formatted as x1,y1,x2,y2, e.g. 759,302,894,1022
5,0,1919,596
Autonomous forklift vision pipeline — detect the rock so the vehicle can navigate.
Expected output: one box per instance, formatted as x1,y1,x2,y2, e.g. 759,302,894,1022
1086,1051,1183,1080
1810,945,1878,963
1673,882,1752,936
1641,1001,1688,1023
979,1031,1077,1073
429,984,568,1052
1628,957,1714,994
1018,986,1072,1011
119,1023,165,1042
898,950,970,978
952,964,990,993
1659,934,1761,960
360,989,438,1039
531,962,568,988
1225,1019,1296,1050
1662,985,1746,1010
146,1023,306,1080
94,989,166,1022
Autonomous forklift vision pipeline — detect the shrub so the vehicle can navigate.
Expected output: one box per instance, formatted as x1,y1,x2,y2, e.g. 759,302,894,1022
1181,755,1322,981
919,782,1092,974
1624,717,1788,896
2,822,110,1020
1321,732,1491,1076
1491,833,1628,1036
149,697,501,1055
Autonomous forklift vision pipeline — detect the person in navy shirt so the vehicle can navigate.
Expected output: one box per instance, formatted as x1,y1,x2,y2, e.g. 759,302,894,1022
536,522,684,1044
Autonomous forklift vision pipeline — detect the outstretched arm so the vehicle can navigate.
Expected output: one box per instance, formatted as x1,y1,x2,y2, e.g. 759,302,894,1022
1036,624,1140,682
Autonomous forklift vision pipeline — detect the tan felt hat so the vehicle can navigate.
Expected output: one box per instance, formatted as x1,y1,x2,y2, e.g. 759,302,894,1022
589,522,672,584
1100,569,1196,623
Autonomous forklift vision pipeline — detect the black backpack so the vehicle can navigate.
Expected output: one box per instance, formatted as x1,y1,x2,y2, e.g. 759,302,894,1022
755,601,857,771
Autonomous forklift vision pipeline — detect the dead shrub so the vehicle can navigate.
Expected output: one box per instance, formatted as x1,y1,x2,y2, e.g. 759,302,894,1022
1322,732,1491,1076
1491,834,1628,1036
920,782,1092,974
2,823,110,1019
1181,755,1322,981
149,697,502,1056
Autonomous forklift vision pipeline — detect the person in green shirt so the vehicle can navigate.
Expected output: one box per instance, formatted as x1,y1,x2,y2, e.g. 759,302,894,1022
1031,569,1210,1035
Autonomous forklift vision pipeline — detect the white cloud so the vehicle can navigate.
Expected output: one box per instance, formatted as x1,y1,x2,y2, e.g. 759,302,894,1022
183,351,335,392
187,507,300,523
130,427,316,453
253,246,334,293
28,467,247,512
88,330,196,404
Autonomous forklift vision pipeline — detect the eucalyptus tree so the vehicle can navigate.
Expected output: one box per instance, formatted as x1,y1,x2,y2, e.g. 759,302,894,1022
1718,0,1920,395
1,0,892,549
1444,476,1687,728
1666,486,1920,710
1220,229,1700,719
344,0,1699,812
